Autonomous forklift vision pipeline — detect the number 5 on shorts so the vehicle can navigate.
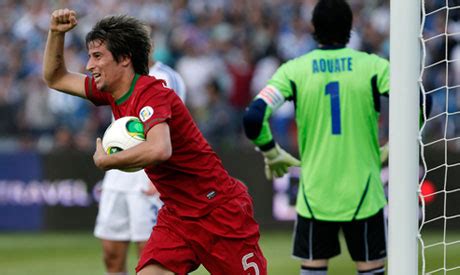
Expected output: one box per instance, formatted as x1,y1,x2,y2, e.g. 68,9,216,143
242,252,260,275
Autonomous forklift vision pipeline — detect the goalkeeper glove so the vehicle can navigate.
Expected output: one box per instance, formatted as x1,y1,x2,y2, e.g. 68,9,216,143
261,143,301,180
380,143,389,163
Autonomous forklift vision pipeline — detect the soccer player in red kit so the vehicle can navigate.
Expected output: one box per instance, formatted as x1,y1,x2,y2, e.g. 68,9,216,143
43,9,267,275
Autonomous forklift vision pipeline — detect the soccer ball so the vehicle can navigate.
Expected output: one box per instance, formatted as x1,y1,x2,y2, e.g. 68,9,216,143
102,116,145,172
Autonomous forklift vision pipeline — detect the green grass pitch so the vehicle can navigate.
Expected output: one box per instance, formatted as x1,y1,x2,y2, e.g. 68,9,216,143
0,230,457,274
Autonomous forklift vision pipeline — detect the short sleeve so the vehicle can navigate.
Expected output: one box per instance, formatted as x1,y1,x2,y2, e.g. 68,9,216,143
136,85,172,133
374,56,390,94
267,61,295,99
85,76,111,105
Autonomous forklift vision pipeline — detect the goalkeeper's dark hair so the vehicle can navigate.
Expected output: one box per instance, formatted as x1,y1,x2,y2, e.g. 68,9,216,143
312,0,353,46
86,15,151,75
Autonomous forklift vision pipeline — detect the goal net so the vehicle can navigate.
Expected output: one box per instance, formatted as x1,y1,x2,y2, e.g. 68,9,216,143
419,1,460,274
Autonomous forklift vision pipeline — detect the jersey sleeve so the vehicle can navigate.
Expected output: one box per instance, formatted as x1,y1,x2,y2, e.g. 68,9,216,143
243,99,275,149
243,62,296,150
136,85,172,134
174,73,187,103
373,55,390,94
84,76,111,105
267,61,295,99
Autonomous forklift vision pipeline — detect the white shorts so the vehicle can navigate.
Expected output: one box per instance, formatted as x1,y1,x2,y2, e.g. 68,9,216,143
94,189,163,242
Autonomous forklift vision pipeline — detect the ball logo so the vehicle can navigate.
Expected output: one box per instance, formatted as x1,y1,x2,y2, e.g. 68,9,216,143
139,106,154,122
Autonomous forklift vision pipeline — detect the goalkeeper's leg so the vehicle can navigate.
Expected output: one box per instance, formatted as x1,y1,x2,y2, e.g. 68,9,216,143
342,208,387,275
356,265,385,275
300,261,328,275
293,215,341,275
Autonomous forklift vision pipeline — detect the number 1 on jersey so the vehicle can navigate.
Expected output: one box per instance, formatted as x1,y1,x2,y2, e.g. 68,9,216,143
325,81,341,135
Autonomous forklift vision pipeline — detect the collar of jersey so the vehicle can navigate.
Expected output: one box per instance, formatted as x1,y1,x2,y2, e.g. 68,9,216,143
115,74,140,105
318,44,346,50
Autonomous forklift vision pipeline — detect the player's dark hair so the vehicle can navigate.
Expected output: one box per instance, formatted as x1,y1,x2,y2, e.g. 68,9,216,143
312,0,353,46
86,15,151,75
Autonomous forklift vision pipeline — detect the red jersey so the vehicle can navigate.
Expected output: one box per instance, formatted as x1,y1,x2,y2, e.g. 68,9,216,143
85,74,247,217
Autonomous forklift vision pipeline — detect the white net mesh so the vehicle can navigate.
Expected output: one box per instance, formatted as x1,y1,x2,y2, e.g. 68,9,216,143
419,1,460,273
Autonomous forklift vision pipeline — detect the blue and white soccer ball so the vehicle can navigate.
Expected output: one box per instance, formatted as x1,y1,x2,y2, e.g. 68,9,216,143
102,116,145,172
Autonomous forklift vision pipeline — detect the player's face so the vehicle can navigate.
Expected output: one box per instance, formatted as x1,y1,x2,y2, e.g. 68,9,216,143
86,40,124,92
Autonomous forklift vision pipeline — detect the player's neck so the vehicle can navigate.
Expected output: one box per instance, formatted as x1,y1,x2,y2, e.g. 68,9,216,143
318,43,345,49
112,71,137,101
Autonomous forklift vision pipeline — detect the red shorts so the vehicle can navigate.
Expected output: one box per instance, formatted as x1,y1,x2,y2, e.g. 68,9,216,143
135,192,267,275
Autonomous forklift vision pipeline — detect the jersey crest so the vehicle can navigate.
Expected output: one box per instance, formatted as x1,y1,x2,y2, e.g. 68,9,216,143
139,106,154,122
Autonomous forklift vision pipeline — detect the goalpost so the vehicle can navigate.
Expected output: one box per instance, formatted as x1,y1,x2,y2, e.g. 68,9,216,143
388,0,420,274
390,1,460,274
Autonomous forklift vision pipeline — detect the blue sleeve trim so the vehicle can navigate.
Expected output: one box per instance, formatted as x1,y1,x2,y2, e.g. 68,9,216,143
243,99,268,140
259,140,276,151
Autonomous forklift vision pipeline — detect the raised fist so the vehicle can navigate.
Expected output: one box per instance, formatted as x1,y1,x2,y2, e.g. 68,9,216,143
50,8,77,33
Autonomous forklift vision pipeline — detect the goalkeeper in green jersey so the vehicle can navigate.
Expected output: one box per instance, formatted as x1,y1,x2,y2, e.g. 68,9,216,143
243,0,388,274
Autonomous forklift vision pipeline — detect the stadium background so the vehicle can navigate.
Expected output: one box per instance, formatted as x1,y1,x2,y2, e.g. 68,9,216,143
0,0,459,274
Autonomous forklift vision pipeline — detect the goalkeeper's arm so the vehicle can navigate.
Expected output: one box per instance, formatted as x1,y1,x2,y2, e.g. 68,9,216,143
243,86,300,180
378,91,431,164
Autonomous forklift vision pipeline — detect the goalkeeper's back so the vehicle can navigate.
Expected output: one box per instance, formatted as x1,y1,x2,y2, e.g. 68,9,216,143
243,0,389,273
243,0,390,222
268,47,389,221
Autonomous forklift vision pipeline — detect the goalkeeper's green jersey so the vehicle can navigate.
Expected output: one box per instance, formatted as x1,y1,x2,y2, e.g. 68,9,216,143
266,47,388,221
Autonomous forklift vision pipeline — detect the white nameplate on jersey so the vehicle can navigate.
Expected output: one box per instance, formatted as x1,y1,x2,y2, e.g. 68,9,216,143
255,85,285,110
139,106,154,122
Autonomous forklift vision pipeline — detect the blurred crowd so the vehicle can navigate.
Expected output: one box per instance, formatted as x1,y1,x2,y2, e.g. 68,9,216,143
0,0,456,153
